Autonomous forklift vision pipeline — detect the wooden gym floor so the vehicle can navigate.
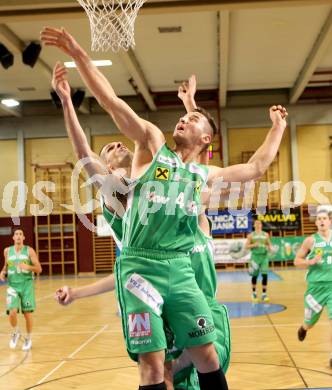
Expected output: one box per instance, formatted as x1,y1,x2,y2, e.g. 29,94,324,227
0,268,331,390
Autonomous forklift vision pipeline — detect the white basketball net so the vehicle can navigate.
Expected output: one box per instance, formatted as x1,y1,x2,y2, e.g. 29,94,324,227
77,0,146,52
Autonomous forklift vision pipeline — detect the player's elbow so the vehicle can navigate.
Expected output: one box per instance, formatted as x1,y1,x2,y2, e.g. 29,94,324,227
253,161,266,179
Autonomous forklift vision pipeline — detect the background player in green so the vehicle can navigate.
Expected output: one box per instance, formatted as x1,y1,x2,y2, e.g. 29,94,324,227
42,27,287,390
294,209,332,368
246,220,272,303
0,228,42,351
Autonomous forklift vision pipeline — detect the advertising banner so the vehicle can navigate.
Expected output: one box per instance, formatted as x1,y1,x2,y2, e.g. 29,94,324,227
207,210,253,235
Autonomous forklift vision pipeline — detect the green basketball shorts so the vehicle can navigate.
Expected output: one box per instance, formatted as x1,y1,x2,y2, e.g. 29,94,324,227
248,254,269,277
115,248,217,361
6,279,36,313
303,282,332,326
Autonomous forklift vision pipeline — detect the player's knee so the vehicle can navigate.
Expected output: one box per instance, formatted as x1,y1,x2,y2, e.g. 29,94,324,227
188,343,219,372
9,309,17,318
139,352,164,384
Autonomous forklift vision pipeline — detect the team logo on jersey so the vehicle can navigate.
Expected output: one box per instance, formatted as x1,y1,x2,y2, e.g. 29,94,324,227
128,313,151,338
315,248,323,256
155,167,169,181
195,180,202,193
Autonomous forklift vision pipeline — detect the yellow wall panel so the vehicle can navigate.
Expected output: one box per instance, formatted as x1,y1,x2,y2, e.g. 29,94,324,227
228,127,291,186
297,125,332,204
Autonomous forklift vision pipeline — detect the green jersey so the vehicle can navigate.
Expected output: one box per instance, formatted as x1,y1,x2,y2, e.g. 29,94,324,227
251,231,269,255
122,144,208,252
6,245,33,285
306,232,332,283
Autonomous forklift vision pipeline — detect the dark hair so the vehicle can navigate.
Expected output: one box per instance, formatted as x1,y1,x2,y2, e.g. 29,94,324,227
194,107,218,136
12,227,24,235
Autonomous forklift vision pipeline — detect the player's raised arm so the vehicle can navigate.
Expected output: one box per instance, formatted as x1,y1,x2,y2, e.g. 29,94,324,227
207,105,288,184
41,27,164,153
52,63,129,215
52,63,108,181
178,75,198,113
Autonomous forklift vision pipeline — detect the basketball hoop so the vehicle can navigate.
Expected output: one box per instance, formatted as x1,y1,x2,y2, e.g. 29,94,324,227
77,0,146,52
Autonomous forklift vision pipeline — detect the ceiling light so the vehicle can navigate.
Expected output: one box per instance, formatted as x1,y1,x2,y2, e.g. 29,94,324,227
1,99,20,107
64,60,112,68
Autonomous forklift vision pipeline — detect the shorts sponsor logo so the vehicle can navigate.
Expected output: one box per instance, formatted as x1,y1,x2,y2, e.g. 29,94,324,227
305,294,322,313
197,317,207,329
155,167,170,181
304,308,312,321
125,273,163,315
7,287,17,297
130,338,152,345
128,313,152,338
188,316,215,339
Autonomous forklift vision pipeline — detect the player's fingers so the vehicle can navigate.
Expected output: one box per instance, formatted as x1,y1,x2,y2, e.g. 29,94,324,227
41,27,62,36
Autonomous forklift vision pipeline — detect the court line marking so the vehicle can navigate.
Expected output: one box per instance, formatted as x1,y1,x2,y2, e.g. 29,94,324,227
36,324,108,385
24,363,332,390
265,311,309,388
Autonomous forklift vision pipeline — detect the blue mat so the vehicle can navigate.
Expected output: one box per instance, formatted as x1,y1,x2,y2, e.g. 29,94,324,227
220,301,286,318
217,270,282,283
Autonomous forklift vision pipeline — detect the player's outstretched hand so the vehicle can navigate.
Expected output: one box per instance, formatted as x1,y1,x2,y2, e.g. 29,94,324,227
0,271,6,282
178,75,197,102
41,27,82,58
269,105,288,129
52,62,71,101
55,286,74,305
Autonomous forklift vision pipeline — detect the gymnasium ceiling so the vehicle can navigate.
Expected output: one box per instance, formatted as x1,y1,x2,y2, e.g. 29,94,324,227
2,0,332,117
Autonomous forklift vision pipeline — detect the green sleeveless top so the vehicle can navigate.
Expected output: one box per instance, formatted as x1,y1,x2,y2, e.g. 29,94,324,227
306,232,332,283
122,144,208,253
7,245,33,284
251,231,269,255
